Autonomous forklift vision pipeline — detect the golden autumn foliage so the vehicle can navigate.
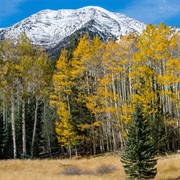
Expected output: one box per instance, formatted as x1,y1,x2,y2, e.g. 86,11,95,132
51,23,180,154
55,102,76,146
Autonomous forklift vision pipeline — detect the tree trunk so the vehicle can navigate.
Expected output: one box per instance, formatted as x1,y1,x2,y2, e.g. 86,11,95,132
112,125,117,151
105,125,110,152
11,96,17,159
119,131,124,150
22,98,26,157
99,125,104,153
92,128,96,155
68,138,72,159
31,97,38,157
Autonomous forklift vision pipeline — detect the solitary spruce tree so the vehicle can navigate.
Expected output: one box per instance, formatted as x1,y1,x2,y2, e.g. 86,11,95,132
121,104,157,179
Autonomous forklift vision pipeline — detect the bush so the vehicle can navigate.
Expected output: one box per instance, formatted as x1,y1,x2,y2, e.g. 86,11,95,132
61,163,117,176
61,165,82,175
95,164,117,175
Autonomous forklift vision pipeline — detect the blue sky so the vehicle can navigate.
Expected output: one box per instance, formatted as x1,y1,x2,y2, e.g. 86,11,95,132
0,0,180,28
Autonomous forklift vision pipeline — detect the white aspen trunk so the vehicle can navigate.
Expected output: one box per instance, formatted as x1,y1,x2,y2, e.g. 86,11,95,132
117,74,122,105
123,73,127,102
103,125,109,152
128,62,133,98
99,125,104,153
103,72,111,152
112,125,117,151
22,98,26,156
31,97,38,157
111,73,119,119
111,73,125,150
109,129,113,152
119,131,124,150
11,95,17,159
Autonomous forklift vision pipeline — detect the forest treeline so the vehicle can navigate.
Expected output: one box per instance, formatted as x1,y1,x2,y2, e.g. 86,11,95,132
0,23,180,159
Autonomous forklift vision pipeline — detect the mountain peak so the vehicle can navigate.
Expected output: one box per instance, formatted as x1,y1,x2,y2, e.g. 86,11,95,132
79,6,110,12
1,6,147,57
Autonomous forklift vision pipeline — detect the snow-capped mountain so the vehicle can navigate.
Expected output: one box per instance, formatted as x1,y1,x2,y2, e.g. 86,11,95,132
1,6,180,58
170,26,180,34
0,6,147,57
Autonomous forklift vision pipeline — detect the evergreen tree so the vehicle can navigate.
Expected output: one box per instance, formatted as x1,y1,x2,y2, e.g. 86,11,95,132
121,104,157,179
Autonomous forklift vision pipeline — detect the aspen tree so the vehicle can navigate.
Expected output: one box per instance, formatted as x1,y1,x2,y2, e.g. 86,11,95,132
132,23,178,151
0,38,18,159
55,102,76,159
50,49,78,157
16,33,34,157
72,35,104,154
93,35,137,151
30,46,51,157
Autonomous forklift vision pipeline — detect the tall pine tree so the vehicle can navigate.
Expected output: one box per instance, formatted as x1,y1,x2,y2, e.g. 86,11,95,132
121,104,157,179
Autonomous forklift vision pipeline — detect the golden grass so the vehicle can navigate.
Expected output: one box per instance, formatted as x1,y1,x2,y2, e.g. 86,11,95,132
0,153,180,180
155,154,180,180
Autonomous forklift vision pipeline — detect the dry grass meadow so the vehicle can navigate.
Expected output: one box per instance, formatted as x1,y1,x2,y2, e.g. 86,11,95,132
0,153,180,180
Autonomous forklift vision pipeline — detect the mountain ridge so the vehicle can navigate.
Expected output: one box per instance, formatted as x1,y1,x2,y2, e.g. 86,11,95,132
0,6,179,58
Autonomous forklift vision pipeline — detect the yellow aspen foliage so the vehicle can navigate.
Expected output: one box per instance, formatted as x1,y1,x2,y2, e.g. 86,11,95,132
72,34,104,123
50,49,73,107
50,49,80,156
71,34,90,79
78,121,100,131
131,23,177,116
82,34,138,148
55,102,76,146
53,25,180,153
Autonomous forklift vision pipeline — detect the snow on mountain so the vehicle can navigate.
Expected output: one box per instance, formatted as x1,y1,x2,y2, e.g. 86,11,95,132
170,26,180,34
1,6,179,58
0,6,146,53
